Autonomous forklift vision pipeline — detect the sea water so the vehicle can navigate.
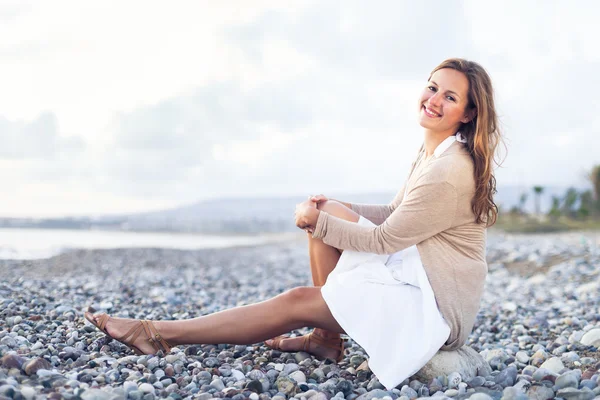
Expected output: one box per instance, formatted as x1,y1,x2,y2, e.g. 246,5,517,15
0,228,300,260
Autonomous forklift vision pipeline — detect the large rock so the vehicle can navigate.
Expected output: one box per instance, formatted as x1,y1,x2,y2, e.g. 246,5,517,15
413,346,491,382
580,329,600,347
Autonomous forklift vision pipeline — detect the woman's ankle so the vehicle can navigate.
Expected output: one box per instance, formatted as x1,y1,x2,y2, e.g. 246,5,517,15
313,328,340,339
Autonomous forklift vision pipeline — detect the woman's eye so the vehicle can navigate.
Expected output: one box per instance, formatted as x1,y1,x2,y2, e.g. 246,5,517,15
428,86,436,92
446,96,456,102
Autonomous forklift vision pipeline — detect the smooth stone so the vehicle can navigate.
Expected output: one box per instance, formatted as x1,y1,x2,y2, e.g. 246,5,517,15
483,349,509,363
165,354,183,363
210,379,225,391
366,377,385,391
275,377,296,395
501,386,528,400
494,366,517,387
580,379,596,389
444,388,458,397
561,352,580,364
414,346,492,382
0,336,17,347
580,329,600,347
1,354,26,369
147,358,159,370
203,357,219,368
526,384,555,400
350,355,367,368
308,393,329,400
23,357,51,376
0,385,15,398
335,380,353,397
515,352,529,364
556,387,594,400
531,368,557,383
231,369,245,381
468,376,486,387
554,371,579,390
294,352,311,363
123,382,138,392
282,364,300,375
356,389,389,400
129,391,143,400
448,371,462,388
80,388,114,400
138,383,155,394
20,386,36,400
289,371,306,384
247,370,267,381
467,393,493,400
539,357,564,374
245,380,264,394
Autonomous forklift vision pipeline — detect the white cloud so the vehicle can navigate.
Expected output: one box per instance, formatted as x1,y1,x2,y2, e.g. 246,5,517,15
0,0,598,216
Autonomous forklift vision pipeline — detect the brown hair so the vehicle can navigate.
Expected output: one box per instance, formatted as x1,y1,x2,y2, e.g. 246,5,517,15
430,58,504,226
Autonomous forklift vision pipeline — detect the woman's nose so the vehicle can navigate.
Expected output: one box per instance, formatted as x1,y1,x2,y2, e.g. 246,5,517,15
428,92,441,106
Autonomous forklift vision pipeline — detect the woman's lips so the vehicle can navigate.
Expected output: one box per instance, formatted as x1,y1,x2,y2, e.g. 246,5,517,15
423,105,441,118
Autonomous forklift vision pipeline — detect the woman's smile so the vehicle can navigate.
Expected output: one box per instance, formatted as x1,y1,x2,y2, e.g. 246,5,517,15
422,105,441,118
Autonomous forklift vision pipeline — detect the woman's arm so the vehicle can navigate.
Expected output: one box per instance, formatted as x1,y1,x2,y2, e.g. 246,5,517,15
341,183,407,225
311,181,457,254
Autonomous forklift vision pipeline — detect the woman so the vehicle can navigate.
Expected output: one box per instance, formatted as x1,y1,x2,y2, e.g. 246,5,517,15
85,58,502,390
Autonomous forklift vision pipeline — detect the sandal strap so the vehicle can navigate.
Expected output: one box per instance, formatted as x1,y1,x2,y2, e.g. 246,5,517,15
143,320,172,353
265,335,289,351
96,314,110,332
305,332,345,361
115,321,146,348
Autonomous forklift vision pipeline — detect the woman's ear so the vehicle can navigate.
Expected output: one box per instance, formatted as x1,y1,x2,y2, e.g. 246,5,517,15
461,108,477,124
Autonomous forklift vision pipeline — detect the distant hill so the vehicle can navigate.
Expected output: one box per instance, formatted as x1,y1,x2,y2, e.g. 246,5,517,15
0,185,588,234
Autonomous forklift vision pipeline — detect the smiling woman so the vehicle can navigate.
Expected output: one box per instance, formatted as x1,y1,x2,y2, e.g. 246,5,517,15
85,58,504,390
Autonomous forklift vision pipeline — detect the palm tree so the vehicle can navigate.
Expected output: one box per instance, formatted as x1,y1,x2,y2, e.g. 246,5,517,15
548,195,561,221
518,193,528,215
532,186,544,215
578,190,593,219
589,165,600,215
562,187,579,218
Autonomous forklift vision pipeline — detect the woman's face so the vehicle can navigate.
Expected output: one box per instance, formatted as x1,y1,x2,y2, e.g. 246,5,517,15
418,68,472,134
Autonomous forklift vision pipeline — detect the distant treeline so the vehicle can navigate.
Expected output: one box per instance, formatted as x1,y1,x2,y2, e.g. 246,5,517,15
502,164,600,226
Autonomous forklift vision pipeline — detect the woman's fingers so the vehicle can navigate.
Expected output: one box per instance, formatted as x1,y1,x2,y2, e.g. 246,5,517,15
310,194,328,203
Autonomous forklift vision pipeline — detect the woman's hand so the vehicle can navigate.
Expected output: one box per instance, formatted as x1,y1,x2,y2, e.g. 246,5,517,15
295,197,320,233
310,194,329,205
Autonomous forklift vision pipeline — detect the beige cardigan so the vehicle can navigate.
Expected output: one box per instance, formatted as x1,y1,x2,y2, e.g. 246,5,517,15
312,140,487,350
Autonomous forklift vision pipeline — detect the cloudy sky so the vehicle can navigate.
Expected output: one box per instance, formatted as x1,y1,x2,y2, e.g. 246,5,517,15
1,1,598,217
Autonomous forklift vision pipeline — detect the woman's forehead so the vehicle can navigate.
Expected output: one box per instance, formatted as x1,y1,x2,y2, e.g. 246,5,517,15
430,68,469,95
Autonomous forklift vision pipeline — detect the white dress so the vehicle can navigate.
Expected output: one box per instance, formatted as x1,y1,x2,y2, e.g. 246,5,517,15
320,135,466,390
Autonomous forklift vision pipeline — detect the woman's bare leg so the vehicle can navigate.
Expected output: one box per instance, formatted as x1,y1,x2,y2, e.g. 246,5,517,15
267,201,360,351
87,287,345,358
308,200,360,283
89,201,363,358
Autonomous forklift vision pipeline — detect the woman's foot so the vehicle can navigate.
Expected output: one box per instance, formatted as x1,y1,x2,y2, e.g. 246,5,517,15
84,312,171,355
265,329,344,361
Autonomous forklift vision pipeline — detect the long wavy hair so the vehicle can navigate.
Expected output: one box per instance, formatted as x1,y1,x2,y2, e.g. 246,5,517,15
430,58,504,226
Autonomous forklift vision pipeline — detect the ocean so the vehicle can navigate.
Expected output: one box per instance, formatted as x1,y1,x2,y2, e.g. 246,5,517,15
0,228,301,260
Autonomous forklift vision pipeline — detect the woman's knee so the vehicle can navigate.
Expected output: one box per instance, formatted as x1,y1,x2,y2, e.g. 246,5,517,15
282,286,319,304
280,287,343,331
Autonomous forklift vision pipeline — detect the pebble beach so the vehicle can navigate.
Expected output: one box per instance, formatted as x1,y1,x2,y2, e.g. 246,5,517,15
1,230,600,400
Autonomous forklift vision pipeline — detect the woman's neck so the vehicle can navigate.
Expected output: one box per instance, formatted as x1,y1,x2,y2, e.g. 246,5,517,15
423,129,455,157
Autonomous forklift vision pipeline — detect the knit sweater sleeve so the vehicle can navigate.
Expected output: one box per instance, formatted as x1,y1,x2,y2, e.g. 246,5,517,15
346,184,406,225
312,181,457,254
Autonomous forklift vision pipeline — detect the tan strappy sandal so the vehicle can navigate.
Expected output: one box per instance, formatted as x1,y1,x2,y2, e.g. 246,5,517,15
266,331,346,362
84,311,172,355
